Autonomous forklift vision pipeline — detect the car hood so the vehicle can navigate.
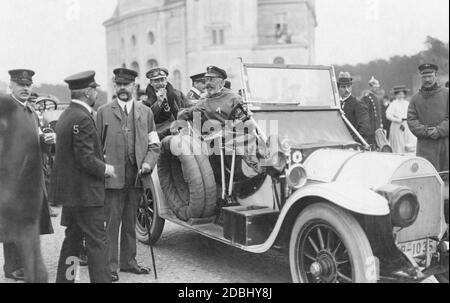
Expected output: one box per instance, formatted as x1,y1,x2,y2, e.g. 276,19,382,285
304,149,438,189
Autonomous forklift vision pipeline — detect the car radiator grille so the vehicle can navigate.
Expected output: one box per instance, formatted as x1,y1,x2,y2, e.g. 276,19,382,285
392,177,443,243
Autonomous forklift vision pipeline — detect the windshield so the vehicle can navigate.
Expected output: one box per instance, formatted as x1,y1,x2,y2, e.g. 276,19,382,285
243,65,338,107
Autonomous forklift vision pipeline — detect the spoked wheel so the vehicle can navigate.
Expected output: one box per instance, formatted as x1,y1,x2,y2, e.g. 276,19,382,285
136,182,165,245
290,203,377,283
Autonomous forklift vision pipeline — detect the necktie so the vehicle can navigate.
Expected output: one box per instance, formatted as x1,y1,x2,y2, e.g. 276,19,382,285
124,104,128,116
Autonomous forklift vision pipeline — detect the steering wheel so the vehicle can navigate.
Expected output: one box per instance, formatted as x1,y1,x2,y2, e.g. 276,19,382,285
35,99,58,114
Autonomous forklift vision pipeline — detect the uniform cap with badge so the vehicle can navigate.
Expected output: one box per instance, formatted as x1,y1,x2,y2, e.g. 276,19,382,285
113,68,138,84
9,69,35,86
205,66,227,80
418,63,439,75
64,71,100,90
146,67,169,80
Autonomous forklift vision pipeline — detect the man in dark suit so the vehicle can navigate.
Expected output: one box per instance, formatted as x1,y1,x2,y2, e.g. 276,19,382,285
186,72,206,102
1,69,54,282
337,72,370,144
51,71,116,283
97,68,161,282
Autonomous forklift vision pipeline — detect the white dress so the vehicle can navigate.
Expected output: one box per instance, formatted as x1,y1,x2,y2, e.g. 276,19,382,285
386,99,417,154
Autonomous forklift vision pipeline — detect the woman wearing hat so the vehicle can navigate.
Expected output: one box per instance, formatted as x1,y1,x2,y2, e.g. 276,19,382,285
386,85,417,154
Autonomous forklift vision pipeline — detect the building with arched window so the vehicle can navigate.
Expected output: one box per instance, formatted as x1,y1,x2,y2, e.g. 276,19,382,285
104,0,317,97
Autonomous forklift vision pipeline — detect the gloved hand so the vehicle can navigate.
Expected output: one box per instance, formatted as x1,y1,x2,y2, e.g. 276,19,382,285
427,127,440,140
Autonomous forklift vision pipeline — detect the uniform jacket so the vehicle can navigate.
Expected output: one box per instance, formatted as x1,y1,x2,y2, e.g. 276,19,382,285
341,95,370,141
0,94,53,237
144,82,189,137
178,88,243,126
408,85,449,172
96,99,161,189
362,91,383,136
51,102,106,208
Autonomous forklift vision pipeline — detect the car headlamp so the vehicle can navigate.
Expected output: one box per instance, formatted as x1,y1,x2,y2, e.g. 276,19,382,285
376,184,420,228
286,164,308,190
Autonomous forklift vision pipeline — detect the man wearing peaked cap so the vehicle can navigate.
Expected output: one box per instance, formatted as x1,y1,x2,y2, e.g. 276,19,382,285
178,65,242,126
97,67,161,281
1,69,54,282
337,72,370,144
143,67,189,139
186,72,206,102
362,76,384,150
52,70,115,283
407,63,449,172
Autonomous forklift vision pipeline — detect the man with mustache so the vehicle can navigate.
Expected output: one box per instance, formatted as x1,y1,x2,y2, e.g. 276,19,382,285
96,68,161,282
408,63,449,172
143,67,189,139
1,69,54,282
337,72,369,144
178,66,243,126
186,72,206,103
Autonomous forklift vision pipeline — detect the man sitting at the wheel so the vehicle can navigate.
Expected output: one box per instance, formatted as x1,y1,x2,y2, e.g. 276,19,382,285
178,66,244,126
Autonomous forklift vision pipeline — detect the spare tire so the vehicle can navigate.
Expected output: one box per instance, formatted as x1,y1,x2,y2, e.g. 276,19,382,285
158,135,217,221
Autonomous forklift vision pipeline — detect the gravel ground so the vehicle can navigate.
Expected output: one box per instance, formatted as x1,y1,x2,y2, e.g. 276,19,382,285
0,207,439,284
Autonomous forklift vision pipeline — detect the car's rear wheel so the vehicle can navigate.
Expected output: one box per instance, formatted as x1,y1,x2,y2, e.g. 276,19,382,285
136,183,165,245
289,202,377,283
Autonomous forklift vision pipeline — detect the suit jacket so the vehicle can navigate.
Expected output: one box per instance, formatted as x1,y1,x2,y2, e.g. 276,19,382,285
50,102,106,208
96,100,161,189
341,95,370,141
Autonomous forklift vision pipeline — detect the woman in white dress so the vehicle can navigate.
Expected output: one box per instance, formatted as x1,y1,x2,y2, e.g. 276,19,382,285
386,85,417,154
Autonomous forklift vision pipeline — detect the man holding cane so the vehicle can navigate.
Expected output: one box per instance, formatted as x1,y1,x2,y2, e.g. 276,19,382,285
97,68,161,282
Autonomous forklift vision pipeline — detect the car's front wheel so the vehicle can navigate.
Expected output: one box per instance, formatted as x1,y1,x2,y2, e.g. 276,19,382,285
289,202,377,283
136,183,165,245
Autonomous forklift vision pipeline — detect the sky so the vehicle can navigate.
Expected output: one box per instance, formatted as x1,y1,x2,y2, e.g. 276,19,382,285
0,0,448,86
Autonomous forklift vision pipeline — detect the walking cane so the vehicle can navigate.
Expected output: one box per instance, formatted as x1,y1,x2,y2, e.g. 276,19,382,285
135,170,158,280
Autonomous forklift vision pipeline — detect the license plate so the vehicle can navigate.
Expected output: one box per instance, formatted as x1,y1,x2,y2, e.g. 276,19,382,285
398,239,437,258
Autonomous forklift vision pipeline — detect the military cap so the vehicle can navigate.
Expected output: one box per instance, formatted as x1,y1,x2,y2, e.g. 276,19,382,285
337,72,353,86
146,67,169,80
392,85,410,95
113,68,138,84
64,71,100,90
368,76,381,88
9,69,35,85
418,63,438,75
205,66,227,79
190,72,206,82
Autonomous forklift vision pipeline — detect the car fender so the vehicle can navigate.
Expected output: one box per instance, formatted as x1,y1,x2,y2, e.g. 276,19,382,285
243,182,389,254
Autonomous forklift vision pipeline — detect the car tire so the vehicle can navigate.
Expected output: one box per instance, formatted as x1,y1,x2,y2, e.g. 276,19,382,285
289,202,377,283
136,181,165,245
158,135,217,221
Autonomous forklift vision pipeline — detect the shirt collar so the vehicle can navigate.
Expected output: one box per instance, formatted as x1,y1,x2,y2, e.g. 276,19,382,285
340,94,352,103
191,87,202,96
72,99,93,114
11,94,27,108
117,99,134,112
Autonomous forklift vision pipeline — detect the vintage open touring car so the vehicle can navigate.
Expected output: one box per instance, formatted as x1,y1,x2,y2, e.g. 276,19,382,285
135,62,449,283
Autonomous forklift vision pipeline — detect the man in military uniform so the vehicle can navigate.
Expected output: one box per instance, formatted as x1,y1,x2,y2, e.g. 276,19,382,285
143,67,189,139
186,72,206,102
52,71,115,283
97,68,161,282
2,69,54,282
337,72,370,144
362,76,384,149
178,66,243,126
408,63,449,172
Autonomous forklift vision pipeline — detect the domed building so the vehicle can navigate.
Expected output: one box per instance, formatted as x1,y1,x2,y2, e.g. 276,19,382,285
104,0,317,96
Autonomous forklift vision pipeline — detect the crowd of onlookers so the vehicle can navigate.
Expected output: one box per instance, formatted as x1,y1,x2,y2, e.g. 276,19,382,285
338,63,449,175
